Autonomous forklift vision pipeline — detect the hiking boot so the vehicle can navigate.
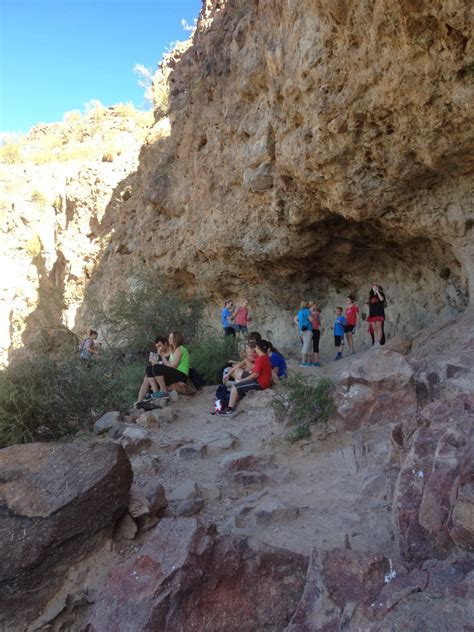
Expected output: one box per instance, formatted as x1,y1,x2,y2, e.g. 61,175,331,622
299,362,312,367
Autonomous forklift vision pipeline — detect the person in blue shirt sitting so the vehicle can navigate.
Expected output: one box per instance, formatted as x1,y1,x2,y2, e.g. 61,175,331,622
266,341,287,382
221,299,236,336
333,307,347,360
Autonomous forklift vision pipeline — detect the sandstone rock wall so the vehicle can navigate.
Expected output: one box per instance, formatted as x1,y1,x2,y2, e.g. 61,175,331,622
87,0,473,348
2,2,473,356
0,106,151,365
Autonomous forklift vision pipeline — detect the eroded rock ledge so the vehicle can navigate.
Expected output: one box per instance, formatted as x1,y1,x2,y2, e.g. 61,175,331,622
87,0,473,345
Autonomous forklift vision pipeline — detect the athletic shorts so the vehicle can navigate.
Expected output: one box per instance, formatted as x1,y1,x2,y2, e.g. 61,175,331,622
235,379,261,397
367,316,384,323
344,325,356,334
301,329,313,354
334,335,344,347
312,329,320,353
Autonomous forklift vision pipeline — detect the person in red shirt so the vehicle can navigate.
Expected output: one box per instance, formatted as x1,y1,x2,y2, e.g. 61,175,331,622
218,339,272,416
344,295,360,354
233,298,251,335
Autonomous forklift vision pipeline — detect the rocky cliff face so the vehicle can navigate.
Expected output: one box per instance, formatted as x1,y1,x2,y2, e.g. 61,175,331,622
88,0,473,346
0,106,151,365
2,1,473,355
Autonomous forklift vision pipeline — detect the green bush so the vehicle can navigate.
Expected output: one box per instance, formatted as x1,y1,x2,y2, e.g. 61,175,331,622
86,269,204,354
0,351,144,448
190,335,240,384
273,374,334,443
285,424,311,444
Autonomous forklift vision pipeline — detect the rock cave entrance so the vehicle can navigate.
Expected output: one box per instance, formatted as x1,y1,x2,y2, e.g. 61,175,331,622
253,214,468,347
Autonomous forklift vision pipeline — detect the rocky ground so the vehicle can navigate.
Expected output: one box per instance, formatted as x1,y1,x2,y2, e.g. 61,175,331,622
0,309,472,631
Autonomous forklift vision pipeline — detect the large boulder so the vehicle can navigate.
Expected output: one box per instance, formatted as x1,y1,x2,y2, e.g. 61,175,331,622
392,399,473,562
286,549,389,631
0,441,132,629
286,549,474,631
86,517,308,631
335,350,417,429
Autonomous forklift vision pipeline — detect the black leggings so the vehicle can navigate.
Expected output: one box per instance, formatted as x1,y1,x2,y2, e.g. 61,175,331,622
312,329,320,353
151,364,187,386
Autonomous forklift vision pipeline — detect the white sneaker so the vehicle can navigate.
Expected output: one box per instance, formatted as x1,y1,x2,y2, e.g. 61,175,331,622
169,390,179,402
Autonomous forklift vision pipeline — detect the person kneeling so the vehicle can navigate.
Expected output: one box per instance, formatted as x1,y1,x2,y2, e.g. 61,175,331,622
218,339,272,416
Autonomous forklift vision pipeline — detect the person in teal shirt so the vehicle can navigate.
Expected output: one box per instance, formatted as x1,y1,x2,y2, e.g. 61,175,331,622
333,308,346,360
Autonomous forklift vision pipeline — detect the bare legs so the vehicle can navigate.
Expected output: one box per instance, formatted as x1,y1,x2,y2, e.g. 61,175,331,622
228,385,239,409
137,376,160,401
346,331,354,352
373,321,383,344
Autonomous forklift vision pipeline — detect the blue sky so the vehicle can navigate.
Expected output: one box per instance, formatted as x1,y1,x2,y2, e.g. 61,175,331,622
0,0,202,133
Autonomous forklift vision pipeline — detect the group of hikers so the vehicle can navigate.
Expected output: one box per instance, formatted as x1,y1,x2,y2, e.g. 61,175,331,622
221,283,387,368
293,283,386,366
133,328,286,417
81,283,387,417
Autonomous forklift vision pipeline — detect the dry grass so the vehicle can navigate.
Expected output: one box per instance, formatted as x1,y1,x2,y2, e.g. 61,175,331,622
3,102,153,167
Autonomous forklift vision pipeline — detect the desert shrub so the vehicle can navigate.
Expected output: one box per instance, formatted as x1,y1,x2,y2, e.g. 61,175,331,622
31,189,48,207
26,233,42,258
63,109,82,122
87,269,204,354
273,374,334,443
285,424,311,443
0,351,146,448
113,102,138,118
0,141,22,164
190,335,240,384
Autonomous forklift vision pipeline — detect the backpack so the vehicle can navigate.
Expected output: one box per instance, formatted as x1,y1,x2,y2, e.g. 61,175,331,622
78,337,91,359
214,385,230,413
189,367,206,390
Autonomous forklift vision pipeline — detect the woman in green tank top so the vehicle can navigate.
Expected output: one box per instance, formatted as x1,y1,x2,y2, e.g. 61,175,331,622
150,331,190,399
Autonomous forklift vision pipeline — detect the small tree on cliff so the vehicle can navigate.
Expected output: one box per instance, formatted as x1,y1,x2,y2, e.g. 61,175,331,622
85,268,204,354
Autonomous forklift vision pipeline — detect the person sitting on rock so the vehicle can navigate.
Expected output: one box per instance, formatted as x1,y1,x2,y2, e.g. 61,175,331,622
136,336,169,403
218,339,273,416
267,341,287,381
221,331,262,383
223,340,258,383
79,329,100,361
221,299,236,336
151,331,190,399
